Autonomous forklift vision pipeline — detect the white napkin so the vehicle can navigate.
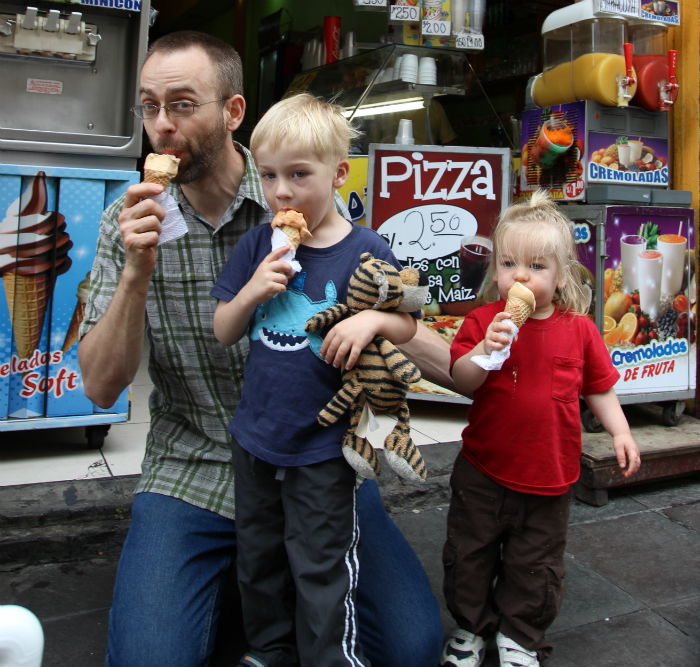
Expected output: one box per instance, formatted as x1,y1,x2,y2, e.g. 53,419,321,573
271,227,302,274
470,319,518,371
151,192,187,245
355,400,380,440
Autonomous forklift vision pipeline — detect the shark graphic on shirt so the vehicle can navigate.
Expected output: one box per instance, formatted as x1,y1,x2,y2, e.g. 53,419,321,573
250,272,336,360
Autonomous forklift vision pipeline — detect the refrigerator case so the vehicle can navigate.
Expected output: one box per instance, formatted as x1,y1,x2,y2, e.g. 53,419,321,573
564,204,695,424
0,163,138,430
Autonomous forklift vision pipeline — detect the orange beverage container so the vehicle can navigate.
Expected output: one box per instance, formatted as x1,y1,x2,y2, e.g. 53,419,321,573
530,1,637,108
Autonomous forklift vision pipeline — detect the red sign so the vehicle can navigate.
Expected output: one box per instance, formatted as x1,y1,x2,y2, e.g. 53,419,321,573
367,144,510,316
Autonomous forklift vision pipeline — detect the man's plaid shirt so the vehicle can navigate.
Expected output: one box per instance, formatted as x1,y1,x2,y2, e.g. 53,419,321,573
80,144,270,519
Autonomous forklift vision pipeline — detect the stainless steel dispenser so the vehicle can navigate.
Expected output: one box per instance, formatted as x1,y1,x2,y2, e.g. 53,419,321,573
0,0,151,169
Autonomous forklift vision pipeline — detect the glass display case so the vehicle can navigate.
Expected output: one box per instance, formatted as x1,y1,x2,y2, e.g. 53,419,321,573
285,43,480,154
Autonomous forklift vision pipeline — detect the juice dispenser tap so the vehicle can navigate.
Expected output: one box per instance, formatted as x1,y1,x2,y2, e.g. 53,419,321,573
616,42,636,105
659,49,679,110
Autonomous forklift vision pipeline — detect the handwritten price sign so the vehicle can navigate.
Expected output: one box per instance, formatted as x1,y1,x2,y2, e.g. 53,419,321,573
390,4,420,22
455,32,485,50
421,19,450,35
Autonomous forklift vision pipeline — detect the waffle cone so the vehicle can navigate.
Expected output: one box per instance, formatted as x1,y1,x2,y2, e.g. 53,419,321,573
143,170,174,187
280,224,303,250
3,272,52,359
61,300,87,354
505,282,535,328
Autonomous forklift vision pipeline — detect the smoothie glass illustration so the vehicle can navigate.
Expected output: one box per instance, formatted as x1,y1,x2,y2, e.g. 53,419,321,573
460,235,492,297
531,118,573,169
628,139,644,163
620,234,646,293
637,249,663,319
617,140,631,167
657,233,687,297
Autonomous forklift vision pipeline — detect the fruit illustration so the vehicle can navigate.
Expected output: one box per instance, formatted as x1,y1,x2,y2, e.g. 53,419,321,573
604,291,632,322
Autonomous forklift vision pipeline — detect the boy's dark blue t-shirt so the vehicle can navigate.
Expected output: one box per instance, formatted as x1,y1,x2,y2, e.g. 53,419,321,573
211,222,403,466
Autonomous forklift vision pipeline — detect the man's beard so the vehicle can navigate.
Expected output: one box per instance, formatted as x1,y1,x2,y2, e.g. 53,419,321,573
160,119,229,185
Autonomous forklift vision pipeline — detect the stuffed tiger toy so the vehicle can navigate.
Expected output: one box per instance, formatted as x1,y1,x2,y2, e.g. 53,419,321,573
305,252,429,482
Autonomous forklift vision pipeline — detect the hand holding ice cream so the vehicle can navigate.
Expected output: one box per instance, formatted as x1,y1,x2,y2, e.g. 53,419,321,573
270,209,311,274
471,282,535,372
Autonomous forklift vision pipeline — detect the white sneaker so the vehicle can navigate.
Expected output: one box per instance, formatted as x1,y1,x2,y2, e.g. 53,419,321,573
496,632,539,667
440,628,486,666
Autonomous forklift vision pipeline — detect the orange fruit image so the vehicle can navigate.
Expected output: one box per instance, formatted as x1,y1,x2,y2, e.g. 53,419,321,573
604,291,632,322
603,315,616,334
604,312,638,346
617,312,638,342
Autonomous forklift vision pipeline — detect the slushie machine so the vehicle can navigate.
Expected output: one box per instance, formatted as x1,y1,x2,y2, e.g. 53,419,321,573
0,1,151,446
519,0,694,428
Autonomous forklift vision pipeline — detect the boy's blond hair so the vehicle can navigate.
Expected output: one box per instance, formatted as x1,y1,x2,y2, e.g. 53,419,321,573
480,190,590,314
250,93,361,166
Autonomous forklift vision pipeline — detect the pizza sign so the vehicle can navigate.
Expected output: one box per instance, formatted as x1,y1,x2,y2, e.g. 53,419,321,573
367,145,510,317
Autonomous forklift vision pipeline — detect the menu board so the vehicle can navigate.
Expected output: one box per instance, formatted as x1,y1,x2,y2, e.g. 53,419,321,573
366,144,510,400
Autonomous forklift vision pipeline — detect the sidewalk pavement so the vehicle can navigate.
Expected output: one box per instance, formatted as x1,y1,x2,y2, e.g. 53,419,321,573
1,436,699,666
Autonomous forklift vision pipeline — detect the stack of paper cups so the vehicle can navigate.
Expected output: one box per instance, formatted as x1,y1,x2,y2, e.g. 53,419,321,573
418,57,437,85
400,53,418,83
451,0,467,34
393,55,403,80
422,0,444,21
395,118,415,145
467,0,485,33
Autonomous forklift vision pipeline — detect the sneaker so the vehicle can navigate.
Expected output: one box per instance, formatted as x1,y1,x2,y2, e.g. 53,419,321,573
237,654,268,667
496,632,539,667
440,628,486,666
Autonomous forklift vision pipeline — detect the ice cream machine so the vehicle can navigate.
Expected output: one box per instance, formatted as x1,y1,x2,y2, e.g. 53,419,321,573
0,1,151,445
1,0,150,168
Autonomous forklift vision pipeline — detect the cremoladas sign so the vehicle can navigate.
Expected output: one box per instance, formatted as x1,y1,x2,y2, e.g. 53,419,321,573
366,144,510,317
68,0,142,10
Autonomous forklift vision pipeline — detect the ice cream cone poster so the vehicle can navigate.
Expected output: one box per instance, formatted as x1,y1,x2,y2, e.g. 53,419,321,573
601,207,694,396
0,164,138,421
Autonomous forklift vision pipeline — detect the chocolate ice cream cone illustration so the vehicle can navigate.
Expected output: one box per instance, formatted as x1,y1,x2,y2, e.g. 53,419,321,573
0,172,72,359
143,153,180,186
271,209,311,250
61,272,90,354
505,282,535,328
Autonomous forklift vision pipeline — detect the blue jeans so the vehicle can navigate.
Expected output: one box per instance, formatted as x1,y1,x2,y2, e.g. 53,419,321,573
106,481,443,667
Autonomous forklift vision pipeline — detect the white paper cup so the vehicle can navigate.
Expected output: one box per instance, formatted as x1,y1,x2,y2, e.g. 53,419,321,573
637,249,663,319
657,233,687,297
620,234,646,293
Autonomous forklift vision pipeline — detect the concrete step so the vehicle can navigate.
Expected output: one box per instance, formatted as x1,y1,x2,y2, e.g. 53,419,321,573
0,443,462,567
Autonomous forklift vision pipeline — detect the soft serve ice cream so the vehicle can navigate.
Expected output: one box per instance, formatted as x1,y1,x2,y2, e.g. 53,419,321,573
0,172,72,359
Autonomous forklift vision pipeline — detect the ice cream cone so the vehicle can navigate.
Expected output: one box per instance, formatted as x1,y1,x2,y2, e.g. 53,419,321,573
61,301,86,354
3,271,52,360
143,170,174,187
271,209,311,250
143,153,180,186
61,272,90,354
505,282,536,328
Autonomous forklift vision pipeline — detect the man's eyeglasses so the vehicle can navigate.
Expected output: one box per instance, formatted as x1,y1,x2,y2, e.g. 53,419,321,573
131,99,227,119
